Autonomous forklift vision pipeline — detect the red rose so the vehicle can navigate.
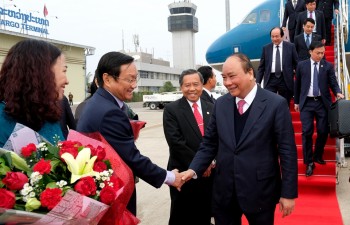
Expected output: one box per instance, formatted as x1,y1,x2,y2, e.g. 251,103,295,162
99,186,116,205
59,141,82,159
74,177,97,196
40,188,62,210
33,159,51,175
2,172,28,190
21,143,37,157
90,146,106,161
60,140,82,148
0,188,16,209
59,146,78,159
93,161,107,172
104,175,122,191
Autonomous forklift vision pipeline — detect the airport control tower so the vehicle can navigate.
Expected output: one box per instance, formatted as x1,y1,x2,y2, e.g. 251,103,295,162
168,1,198,69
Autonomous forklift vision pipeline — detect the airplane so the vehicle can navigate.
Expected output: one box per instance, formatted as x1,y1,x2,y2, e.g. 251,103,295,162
205,0,350,72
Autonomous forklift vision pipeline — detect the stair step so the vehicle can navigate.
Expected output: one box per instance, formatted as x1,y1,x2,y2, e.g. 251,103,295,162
298,175,336,190
291,111,300,121
293,121,318,133
325,46,334,51
294,133,336,145
296,145,336,160
326,56,335,63
298,160,336,176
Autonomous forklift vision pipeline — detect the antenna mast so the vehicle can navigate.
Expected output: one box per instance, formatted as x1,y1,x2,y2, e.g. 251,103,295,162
133,34,139,52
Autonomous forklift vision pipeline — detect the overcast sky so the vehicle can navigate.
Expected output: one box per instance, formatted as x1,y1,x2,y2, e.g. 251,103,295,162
4,0,264,76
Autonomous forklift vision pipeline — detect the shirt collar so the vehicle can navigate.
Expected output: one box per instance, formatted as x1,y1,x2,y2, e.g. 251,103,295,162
235,83,258,106
104,88,124,108
187,98,202,110
203,88,212,96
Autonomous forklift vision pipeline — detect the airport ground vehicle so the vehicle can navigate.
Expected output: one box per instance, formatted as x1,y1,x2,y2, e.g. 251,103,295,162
142,92,182,110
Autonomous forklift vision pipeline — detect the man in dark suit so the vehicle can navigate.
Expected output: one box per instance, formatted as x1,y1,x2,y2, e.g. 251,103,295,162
294,41,344,176
60,95,76,139
257,27,298,107
163,69,214,225
198,66,217,104
282,0,306,43
77,52,182,215
294,18,322,61
295,0,326,43
181,53,298,225
317,0,339,45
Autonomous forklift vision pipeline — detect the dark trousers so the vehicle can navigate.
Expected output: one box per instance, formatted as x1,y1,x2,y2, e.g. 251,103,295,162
265,73,293,107
289,28,295,43
127,186,137,215
214,188,276,225
325,18,333,45
300,97,329,165
169,177,212,225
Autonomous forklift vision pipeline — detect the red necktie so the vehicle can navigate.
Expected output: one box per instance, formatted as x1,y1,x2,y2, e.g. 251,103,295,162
237,100,246,115
192,102,204,136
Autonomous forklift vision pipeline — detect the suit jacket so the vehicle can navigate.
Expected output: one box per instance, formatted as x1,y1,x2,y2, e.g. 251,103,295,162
188,86,298,214
295,10,326,39
201,90,215,104
317,0,339,19
294,33,322,61
282,0,306,29
60,95,76,139
76,88,166,214
164,96,213,171
163,97,214,225
257,41,298,92
294,58,341,110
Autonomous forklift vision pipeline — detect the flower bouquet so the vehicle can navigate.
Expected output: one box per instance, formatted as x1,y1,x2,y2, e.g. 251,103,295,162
0,127,139,225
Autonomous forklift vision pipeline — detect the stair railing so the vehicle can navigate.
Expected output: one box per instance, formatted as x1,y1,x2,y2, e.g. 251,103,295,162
334,0,349,167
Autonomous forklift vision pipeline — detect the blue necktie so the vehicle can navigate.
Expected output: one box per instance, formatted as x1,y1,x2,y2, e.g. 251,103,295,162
313,62,319,96
306,34,310,48
275,46,281,78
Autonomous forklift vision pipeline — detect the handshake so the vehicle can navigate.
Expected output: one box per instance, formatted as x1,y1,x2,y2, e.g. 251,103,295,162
169,163,215,191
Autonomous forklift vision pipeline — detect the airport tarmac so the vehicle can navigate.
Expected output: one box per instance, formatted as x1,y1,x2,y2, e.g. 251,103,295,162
72,102,350,225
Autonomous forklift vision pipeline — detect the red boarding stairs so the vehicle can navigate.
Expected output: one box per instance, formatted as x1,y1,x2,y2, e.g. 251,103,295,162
292,24,337,190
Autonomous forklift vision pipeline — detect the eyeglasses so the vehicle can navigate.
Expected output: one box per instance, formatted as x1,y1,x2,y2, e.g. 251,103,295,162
114,76,140,85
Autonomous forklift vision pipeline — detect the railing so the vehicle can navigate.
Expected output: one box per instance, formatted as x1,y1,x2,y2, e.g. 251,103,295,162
335,0,349,167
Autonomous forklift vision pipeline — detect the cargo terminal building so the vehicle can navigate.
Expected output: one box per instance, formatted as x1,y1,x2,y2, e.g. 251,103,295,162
0,6,184,103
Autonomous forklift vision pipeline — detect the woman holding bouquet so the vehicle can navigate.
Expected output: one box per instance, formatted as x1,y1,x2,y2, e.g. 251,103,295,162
0,39,68,146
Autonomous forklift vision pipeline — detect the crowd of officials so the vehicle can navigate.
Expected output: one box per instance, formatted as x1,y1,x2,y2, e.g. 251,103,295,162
0,1,344,225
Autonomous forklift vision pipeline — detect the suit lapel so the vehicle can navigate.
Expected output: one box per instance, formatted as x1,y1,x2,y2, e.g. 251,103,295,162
282,41,287,68
318,59,325,82
179,97,203,139
236,87,266,148
223,94,237,148
267,44,273,73
201,100,212,128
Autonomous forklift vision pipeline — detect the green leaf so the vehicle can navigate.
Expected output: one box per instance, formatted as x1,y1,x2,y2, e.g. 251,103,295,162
0,180,4,188
3,152,13,169
50,159,61,172
46,182,58,188
0,163,11,175
47,146,59,158
104,160,112,170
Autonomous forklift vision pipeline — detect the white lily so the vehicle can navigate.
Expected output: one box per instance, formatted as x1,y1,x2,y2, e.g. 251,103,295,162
61,147,98,183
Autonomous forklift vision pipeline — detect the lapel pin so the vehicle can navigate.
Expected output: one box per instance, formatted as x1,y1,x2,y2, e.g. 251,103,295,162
207,112,210,114
321,65,323,68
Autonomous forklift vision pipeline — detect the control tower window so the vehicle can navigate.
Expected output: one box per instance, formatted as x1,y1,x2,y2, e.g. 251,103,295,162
242,12,257,24
260,10,270,22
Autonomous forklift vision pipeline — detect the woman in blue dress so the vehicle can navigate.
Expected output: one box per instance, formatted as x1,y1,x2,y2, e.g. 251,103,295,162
0,39,69,145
